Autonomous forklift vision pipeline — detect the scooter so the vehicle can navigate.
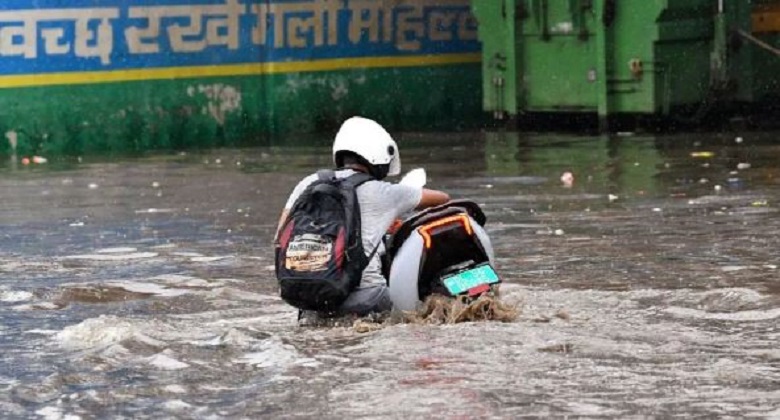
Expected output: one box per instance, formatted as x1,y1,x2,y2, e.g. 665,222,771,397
383,169,500,311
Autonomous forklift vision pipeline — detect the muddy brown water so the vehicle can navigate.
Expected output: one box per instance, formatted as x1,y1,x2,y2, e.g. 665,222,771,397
1,132,779,418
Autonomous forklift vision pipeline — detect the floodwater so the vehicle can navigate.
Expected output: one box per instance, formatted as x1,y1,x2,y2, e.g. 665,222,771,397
1,131,779,419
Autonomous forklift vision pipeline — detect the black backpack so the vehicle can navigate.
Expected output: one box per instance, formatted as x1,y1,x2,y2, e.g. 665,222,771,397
275,170,377,312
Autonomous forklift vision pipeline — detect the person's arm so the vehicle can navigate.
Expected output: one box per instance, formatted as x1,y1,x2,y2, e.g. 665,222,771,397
416,188,450,209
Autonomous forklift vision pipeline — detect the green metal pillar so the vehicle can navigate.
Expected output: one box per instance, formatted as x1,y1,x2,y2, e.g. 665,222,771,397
595,0,611,132
472,0,519,118
711,0,729,87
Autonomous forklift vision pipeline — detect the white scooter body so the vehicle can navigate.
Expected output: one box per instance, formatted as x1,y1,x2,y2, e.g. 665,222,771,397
388,221,495,311
386,169,498,311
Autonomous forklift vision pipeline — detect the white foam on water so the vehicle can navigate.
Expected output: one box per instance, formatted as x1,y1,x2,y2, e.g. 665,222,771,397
103,281,191,297
207,287,280,303
171,252,203,257
315,354,352,364
188,328,262,348
164,385,188,394
566,401,623,416
162,400,192,412
13,302,62,311
268,375,301,384
151,274,217,288
146,353,189,370
190,256,232,263
665,306,780,321
150,243,178,250
96,343,133,363
703,287,764,302
0,375,19,392
203,311,295,330
95,247,137,254
293,358,322,368
59,277,211,298
24,329,59,336
0,260,69,275
720,265,755,272
695,288,767,312
0,289,33,302
57,317,138,350
61,252,158,261
35,406,81,420
55,315,171,351
0,402,25,417
134,208,176,214
198,384,245,393
235,337,301,369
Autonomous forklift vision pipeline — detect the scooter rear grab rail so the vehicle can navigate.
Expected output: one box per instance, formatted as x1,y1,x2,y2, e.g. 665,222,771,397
385,199,487,259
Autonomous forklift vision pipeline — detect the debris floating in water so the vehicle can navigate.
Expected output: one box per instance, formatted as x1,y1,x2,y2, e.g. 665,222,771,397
737,162,751,170
405,293,519,325
691,151,715,158
555,309,571,321
135,208,175,214
327,292,520,332
21,156,48,165
560,171,574,188
353,319,383,333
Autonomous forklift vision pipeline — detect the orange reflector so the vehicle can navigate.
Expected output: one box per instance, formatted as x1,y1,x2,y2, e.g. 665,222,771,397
418,214,474,249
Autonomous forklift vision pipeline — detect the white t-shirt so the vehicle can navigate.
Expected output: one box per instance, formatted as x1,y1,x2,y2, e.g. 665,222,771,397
283,169,422,285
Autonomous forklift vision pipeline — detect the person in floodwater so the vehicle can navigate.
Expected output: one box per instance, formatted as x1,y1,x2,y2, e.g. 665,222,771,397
274,116,450,318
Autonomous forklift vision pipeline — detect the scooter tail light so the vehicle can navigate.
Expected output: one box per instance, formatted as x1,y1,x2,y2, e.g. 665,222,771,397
418,214,474,249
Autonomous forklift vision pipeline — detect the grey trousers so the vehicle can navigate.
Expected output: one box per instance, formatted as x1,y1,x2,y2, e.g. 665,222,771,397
338,284,392,316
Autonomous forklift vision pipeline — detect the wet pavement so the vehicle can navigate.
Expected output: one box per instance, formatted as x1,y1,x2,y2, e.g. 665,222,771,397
1,131,779,418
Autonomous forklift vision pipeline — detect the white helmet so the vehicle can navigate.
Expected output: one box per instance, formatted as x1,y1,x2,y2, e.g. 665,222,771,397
333,116,401,178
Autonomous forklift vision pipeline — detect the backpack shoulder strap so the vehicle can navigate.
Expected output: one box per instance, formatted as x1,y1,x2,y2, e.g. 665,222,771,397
365,239,382,263
338,171,377,267
340,172,373,189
